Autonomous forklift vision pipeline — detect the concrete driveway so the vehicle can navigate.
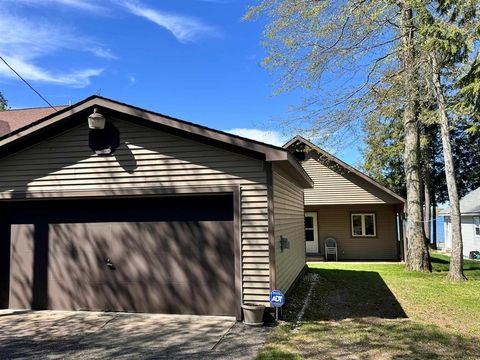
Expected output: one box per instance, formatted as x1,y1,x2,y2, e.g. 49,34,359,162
0,311,271,359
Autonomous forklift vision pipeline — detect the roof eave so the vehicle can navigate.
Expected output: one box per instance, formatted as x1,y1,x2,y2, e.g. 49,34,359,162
441,211,480,216
0,96,289,161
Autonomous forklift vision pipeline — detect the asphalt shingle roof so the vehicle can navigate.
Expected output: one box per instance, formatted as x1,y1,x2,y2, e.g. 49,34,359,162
440,186,480,215
459,187,480,214
0,106,67,137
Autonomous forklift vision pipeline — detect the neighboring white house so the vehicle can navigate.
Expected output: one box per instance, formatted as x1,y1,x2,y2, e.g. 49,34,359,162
440,187,480,258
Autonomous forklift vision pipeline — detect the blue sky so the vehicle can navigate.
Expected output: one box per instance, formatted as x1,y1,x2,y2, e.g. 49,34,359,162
0,0,363,165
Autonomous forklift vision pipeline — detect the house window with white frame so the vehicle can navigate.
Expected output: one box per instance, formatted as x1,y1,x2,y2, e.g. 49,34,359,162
474,216,480,237
351,213,376,237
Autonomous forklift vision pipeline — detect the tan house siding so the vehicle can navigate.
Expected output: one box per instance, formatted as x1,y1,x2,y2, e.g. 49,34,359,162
273,166,306,293
307,204,399,260
302,155,401,205
0,118,272,306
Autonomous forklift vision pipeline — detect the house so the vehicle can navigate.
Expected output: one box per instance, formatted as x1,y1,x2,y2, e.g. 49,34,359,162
0,96,313,320
440,187,480,258
284,136,405,261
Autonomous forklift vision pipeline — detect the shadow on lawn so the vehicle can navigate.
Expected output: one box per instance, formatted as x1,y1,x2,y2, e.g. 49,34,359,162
282,268,407,322
259,317,480,360
430,256,450,265
262,266,480,359
430,253,480,275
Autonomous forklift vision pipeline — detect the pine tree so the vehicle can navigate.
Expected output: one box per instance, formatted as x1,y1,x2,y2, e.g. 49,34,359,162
0,91,7,111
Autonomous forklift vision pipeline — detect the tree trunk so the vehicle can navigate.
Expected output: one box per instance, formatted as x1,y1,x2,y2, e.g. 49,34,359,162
422,131,432,247
430,53,466,281
401,3,431,272
424,171,431,246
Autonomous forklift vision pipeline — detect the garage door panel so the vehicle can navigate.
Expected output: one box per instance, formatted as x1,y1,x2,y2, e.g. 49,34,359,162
48,223,109,311
49,223,109,282
9,195,236,316
49,279,105,311
105,220,235,314
103,280,234,315
9,225,34,309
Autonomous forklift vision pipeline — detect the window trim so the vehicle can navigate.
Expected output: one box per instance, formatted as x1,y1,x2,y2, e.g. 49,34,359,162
474,216,480,237
351,213,377,237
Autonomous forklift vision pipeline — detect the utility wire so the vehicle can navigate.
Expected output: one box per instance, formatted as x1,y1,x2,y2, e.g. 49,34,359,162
0,55,57,111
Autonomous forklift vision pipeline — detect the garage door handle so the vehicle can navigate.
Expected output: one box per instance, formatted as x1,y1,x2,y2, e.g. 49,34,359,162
105,258,115,270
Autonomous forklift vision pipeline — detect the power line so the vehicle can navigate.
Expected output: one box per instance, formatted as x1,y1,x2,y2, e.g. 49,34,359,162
0,55,57,111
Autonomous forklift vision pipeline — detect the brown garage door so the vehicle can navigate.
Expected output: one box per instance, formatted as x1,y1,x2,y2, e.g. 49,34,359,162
7,195,236,316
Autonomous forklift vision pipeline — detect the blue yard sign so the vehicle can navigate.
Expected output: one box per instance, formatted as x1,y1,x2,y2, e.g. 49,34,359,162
269,290,285,308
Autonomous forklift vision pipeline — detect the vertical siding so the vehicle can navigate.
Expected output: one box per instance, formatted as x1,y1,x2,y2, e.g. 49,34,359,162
307,204,399,260
0,118,272,306
302,155,401,205
273,166,306,293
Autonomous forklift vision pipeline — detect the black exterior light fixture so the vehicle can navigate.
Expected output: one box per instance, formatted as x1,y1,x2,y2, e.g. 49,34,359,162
280,235,290,252
88,108,120,156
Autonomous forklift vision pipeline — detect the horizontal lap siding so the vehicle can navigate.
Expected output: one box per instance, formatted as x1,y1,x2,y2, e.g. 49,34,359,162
0,118,271,306
460,217,480,257
302,156,399,205
242,184,270,305
273,167,306,293
309,204,399,260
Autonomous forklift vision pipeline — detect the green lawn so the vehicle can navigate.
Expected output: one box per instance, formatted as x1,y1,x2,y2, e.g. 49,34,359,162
258,253,480,359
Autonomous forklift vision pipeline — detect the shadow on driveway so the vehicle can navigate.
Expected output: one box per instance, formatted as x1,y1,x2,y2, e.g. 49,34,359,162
0,311,270,359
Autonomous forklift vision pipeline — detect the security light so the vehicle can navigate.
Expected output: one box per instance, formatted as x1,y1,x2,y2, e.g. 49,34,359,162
88,108,106,130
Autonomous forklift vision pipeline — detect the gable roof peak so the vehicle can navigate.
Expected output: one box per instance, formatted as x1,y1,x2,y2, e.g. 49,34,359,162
284,135,405,204
0,95,313,189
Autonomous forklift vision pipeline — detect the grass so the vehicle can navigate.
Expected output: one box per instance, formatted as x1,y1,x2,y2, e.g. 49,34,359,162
257,252,480,359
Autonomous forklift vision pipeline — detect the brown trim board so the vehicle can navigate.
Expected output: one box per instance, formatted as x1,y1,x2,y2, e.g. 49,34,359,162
0,218,11,308
266,163,277,292
232,186,242,321
0,185,247,201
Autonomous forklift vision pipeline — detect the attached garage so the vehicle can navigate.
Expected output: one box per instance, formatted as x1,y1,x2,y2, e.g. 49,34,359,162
0,96,312,320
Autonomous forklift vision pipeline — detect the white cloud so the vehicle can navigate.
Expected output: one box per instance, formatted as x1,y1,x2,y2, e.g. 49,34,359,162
225,128,287,147
0,56,102,88
5,0,104,13
0,0,218,87
121,0,218,43
0,14,115,61
0,12,108,87
128,75,136,85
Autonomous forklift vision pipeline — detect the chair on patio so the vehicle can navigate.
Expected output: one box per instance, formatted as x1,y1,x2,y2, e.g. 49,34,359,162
324,237,338,261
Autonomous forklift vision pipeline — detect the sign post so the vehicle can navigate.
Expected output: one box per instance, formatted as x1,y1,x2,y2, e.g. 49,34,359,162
269,290,285,321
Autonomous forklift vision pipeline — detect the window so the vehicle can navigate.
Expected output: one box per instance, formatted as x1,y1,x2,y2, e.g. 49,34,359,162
305,215,315,242
474,216,480,237
351,213,376,237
